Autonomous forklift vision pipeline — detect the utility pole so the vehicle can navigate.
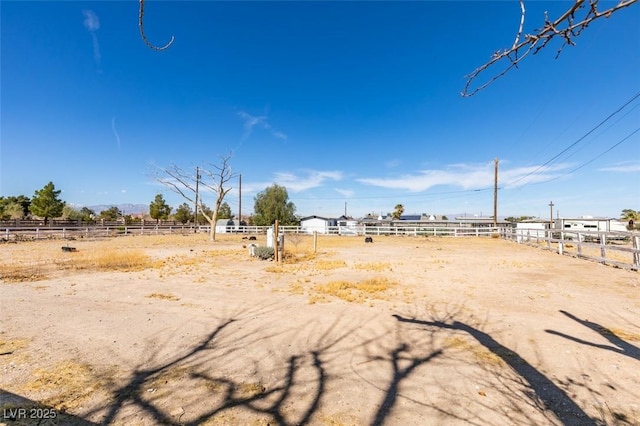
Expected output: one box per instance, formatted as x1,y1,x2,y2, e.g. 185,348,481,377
194,166,200,231
493,158,498,227
238,174,242,225
548,201,554,230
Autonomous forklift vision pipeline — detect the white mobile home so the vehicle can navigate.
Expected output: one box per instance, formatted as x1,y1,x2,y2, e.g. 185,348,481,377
555,217,628,240
300,216,335,234
555,217,626,233
336,215,359,236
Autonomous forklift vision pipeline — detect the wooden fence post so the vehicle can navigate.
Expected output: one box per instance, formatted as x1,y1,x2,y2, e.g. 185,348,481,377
274,220,279,262
633,236,640,271
313,231,317,253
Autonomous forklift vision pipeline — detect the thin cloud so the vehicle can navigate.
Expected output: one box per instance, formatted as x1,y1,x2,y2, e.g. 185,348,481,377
335,188,355,198
357,162,570,192
273,170,343,193
82,10,101,64
385,159,401,169
237,111,287,143
111,117,121,149
598,162,640,173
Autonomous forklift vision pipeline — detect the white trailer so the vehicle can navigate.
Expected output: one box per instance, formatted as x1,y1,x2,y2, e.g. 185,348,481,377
555,217,627,240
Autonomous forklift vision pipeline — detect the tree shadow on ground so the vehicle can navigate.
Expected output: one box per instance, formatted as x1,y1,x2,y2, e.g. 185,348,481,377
392,312,599,426
83,302,365,425
368,343,443,426
0,389,98,426
545,310,640,361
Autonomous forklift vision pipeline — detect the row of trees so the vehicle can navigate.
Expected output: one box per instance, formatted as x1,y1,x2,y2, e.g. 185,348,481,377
0,182,65,225
1,177,299,239
6,178,637,234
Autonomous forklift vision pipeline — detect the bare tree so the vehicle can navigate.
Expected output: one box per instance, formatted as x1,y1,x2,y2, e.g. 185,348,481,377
462,0,637,97
156,153,236,241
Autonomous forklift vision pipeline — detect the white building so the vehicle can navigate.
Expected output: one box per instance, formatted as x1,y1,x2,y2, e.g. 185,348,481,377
515,220,550,243
300,216,335,234
336,215,359,235
555,217,628,233
215,218,242,233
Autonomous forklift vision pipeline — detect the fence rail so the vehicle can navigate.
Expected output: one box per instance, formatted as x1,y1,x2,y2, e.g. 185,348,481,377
507,228,640,271
1,224,506,241
3,224,637,271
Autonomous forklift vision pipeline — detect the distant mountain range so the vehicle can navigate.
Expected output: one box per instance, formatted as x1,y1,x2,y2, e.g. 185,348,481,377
82,204,149,215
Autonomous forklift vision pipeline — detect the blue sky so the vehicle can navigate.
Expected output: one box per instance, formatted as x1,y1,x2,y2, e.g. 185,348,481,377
1,1,638,219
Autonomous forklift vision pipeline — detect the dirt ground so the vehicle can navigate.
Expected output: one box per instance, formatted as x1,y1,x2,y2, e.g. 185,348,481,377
1,233,639,426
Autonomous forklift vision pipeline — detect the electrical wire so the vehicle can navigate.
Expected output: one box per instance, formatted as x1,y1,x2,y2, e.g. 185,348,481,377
518,126,640,187
504,91,640,188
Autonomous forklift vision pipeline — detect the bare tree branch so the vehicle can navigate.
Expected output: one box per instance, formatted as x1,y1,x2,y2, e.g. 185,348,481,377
139,0,174,51
154,153,237,241
462,0,637,97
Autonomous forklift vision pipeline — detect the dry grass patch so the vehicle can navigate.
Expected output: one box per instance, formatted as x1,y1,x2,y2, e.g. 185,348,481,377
57,249,153,272
444,336,518,367
282,250,318,264
0,263,47,282
265,264,288,274
312,259,347,270
288,281,305,295
20,360,113,413
86,250,152,271
0,338,30,355
598,326,640,342
146,293,180,301
314,277,396,303
354,262,392,272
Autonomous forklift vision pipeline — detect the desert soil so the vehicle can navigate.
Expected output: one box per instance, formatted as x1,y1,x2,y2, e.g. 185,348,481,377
1,233,639,426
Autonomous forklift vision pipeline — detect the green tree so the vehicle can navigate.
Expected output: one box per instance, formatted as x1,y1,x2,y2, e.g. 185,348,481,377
217,201,232,219
621,209,639,221
1,201,25,220
63,205,82,220
197,204,213,225
621,209,639,230
149,194,172,223
29,182,65,225
63,205,95,221
174,203,194,224
0,195,31,219
78,207,96,222
252,184,297,226
99,206,123,221
392,204,405,220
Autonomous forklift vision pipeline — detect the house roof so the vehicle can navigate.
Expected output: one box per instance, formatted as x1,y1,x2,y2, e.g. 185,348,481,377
336,215,357,221
398,215,422,221
300,215,332,222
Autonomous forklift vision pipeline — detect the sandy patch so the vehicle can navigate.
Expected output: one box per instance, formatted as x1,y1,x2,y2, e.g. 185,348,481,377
1,234,639,425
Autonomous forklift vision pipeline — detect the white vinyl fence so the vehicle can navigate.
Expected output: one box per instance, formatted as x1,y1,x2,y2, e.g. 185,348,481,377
507,227,640,271
3,224,638,271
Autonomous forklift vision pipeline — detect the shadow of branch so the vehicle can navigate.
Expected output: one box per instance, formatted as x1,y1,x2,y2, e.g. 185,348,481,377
83,303,365,425
545,310,640,361
392,313,599,426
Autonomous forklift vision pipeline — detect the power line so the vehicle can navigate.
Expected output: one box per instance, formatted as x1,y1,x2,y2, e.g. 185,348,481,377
505,91,640,188
516,126,640,187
